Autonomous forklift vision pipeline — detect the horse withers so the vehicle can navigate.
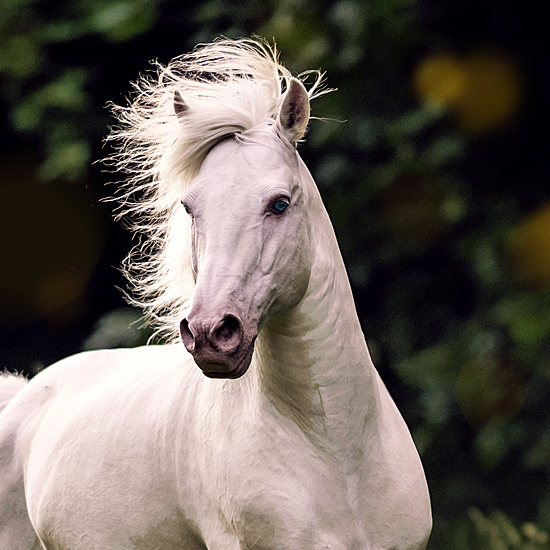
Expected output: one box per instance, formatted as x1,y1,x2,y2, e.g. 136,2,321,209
0,39,431,550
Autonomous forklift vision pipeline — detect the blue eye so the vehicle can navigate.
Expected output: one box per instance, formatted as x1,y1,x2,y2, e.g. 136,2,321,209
273,199,289,213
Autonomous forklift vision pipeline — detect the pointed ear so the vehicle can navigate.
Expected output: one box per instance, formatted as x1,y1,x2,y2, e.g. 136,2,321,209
174,90,189,119
277,78,310,143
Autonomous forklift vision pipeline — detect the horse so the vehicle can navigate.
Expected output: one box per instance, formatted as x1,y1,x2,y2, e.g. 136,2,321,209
0,38,431,550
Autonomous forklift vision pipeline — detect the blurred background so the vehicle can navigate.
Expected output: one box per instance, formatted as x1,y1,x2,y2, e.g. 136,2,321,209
1,0,549,547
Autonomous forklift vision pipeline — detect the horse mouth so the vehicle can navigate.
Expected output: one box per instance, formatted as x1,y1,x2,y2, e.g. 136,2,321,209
200,357,252,379
193,338,255,380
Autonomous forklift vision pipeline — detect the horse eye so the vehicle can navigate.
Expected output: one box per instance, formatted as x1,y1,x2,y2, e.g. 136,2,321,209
182,202,193,217
272,199,289,214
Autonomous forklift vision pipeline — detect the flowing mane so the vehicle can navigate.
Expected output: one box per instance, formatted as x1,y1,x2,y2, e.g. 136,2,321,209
107,38,324,342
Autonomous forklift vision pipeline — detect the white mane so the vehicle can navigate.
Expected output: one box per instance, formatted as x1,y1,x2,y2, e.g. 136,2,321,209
107,38,324,342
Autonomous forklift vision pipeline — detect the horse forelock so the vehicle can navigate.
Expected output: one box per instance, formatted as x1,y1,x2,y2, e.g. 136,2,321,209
106,38,325,342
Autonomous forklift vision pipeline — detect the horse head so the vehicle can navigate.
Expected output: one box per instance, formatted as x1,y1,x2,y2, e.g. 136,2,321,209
178,79,313,378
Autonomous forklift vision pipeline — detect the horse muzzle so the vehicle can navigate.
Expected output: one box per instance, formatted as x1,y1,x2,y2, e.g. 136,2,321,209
180,314,255,379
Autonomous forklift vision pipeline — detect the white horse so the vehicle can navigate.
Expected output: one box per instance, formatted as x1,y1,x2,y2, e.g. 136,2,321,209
0,39,431,550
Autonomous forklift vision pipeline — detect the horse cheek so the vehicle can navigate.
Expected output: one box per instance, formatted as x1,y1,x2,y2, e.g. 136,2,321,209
269,240,311,315
284,218,312,309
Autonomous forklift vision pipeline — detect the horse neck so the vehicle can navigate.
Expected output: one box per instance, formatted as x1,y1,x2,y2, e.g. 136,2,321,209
254,157,379,457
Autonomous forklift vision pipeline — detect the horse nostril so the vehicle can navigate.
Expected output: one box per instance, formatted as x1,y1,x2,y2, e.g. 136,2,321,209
216,315,240,340
212,315,243,353
180,318,195,352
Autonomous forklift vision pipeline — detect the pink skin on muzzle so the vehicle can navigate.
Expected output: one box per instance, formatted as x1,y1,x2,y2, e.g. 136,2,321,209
179,313,256,378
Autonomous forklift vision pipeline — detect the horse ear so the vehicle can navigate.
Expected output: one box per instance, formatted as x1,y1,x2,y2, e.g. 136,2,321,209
174,90,189,119
277,78,310,143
